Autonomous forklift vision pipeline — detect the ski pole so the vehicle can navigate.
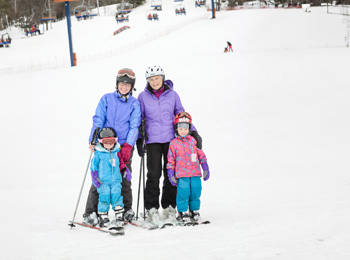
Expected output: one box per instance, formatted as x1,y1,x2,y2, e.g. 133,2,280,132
69,127,100,228
136,120,146,220
142,147,146,220
136,157,143,220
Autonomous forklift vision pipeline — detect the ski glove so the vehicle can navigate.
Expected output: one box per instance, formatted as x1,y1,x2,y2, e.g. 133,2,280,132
167,169,178,186
122,167,132,182
191,131,202,149
91,170,102,188
136,138,145,157
117,152,132,181
120,143,132,163
201,162,210,181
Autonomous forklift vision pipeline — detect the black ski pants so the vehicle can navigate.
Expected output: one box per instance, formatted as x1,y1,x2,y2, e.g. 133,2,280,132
144,143,177,210
84,148,134,215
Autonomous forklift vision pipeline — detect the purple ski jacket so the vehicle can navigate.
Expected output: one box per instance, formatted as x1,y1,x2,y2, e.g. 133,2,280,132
138,80,194,144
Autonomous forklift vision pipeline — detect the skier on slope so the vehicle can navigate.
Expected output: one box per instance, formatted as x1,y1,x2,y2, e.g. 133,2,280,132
83,68,141,226
167,112,210,224
227,41,233,52
90,127,131,227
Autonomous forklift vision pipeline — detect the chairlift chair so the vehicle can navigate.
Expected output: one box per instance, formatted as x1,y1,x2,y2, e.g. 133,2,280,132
151,0,162,11
41,10,56,22
195,0,206,7
146,9,159,21
0,33,11,47
74,0,88,20
87,0,98,17
175,3,186,15
41,0,56,22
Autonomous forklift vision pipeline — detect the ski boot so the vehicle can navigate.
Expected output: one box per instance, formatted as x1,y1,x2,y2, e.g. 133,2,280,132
146,208,160,226
114,206,125,227
189,210,201,223
177,211,195,226
98,212,110,228
189,210,210,225
83,212,99,226
123,208,135,222
163,205,176,223
107,206,125,235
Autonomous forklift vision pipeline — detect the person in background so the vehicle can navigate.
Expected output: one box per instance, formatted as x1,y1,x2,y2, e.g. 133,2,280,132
227,41,233,52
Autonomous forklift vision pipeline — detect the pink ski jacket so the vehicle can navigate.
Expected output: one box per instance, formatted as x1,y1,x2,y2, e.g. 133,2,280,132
167,135,207,179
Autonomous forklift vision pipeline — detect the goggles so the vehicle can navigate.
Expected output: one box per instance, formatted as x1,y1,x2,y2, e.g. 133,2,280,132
99,137,117,145
118,69,136,79
177,123,190,129
177,112,192,121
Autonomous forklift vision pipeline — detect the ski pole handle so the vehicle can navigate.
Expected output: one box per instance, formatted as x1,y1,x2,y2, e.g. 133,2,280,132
140,119,146,138
90,127,100,146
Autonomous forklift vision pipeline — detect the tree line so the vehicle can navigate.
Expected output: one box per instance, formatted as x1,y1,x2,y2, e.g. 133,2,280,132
0,0,144,29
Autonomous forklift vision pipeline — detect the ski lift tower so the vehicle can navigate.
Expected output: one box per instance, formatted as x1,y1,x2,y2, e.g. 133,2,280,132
54,0,79,67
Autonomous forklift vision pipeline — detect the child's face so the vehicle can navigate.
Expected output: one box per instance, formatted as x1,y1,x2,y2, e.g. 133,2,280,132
178,127,189,137
103,143,114,150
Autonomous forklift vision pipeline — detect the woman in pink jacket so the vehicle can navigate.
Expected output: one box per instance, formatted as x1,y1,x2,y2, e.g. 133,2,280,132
167,112,210,224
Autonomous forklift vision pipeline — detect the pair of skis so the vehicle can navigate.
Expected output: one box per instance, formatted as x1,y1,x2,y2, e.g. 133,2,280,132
70,219,210,236
129,220,175,230
129,218,210,230
69,221,126,236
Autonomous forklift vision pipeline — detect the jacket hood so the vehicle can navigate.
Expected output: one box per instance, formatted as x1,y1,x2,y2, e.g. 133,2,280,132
113,91,130,102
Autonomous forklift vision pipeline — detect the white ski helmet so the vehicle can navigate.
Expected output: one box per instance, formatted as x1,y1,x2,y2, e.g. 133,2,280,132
145,65,165,79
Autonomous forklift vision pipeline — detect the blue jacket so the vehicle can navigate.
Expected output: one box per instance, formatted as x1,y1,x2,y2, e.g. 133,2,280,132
90,143,122,184
89,92,141,146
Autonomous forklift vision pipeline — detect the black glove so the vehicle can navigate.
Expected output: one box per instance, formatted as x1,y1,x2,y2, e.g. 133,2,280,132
136,138,145,157
191,131,202,149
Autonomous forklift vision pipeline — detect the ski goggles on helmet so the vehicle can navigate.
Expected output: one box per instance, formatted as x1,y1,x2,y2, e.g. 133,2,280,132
174,112,192,125
99,137,117,145
117,68,136,79
176,123,190,129
177,112,192,120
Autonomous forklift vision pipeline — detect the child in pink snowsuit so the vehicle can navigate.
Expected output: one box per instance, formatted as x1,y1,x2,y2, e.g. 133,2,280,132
166,112,210,223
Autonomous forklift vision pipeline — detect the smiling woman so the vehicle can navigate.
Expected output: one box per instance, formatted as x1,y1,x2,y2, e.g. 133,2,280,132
147,75,163,90
83,68,141,226
136,65,203,225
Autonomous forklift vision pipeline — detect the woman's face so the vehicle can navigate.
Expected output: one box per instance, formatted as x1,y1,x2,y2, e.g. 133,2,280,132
148,75,163,90
118,82,132,95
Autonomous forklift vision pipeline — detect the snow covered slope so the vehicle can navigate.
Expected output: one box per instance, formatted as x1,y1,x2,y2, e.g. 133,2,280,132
1,3,350,260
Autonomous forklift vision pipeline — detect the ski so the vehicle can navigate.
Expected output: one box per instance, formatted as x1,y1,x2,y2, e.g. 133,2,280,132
129,221,158,230
129,220,174,230
70,221,125,236
198,220,210,225
128,219,209,229
176,221,199,227
176,220,210,226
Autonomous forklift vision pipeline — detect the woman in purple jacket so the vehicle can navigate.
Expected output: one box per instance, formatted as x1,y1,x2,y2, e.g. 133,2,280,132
136,65,202,225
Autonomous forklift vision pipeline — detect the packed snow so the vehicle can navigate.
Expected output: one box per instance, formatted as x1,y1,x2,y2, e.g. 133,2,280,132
1,1,350,259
